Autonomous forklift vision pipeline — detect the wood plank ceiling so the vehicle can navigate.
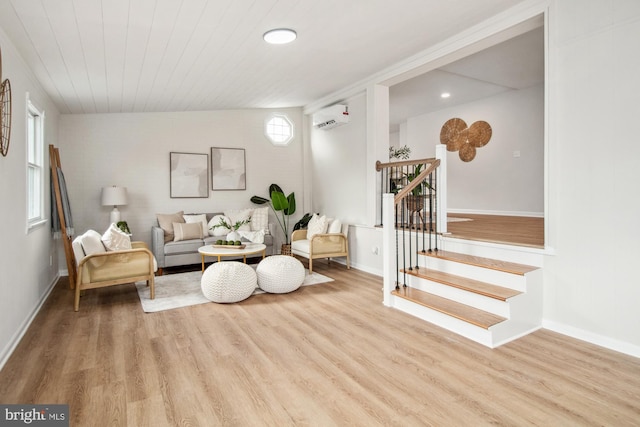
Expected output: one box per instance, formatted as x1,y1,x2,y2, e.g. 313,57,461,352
0,0,526,114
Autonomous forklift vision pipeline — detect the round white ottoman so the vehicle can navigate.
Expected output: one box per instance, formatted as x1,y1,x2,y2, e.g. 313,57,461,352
201,261,257,303
256,255,305,294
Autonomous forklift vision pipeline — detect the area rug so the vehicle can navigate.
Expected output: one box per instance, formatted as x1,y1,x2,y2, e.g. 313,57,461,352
135,269,334,313
447,217,473,223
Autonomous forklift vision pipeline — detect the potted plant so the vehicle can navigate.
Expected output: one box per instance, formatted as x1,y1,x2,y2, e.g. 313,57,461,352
209,217,251,242
404,164,434,213
251,184,296,254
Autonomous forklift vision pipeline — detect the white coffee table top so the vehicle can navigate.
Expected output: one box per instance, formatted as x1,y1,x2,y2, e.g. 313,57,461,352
198,243,266,257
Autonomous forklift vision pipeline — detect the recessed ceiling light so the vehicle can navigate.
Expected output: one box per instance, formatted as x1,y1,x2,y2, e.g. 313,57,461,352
263,28,297,44
441,92,451,99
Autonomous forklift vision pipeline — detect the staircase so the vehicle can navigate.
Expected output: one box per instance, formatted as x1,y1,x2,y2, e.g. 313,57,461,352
389,244,543,348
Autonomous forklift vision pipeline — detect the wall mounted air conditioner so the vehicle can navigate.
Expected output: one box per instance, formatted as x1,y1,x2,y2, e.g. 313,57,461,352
312,104,350,130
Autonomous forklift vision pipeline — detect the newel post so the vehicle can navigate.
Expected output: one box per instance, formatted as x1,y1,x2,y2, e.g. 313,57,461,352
436,144,448,234
382,193,395,307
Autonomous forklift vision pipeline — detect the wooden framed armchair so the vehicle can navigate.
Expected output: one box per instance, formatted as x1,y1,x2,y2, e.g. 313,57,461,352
71,230,156,311
291,221,350,273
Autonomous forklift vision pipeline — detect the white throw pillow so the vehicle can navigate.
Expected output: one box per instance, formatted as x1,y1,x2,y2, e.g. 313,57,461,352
225,209,252,231
80,230,108,268
102,223,132,251
208,215,232,236
328,218,343,234
250,206,269,233
183,214,208,235
307,214,328,240
237,229,265,244
173,222,203,241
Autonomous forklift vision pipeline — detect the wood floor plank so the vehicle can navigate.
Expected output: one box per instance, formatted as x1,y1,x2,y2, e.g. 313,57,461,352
0,264,639,426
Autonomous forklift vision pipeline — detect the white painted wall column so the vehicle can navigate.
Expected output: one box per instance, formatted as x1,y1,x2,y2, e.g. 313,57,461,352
382,193,395,307
366,84,389,226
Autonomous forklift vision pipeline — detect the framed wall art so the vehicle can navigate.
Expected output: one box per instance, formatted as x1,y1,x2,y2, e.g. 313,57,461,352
169,152,209,198
210,147,246,190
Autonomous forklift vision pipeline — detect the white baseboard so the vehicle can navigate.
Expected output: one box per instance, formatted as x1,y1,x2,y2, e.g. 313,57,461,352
0,273,60,371
448,208,544,218
543,320,640,359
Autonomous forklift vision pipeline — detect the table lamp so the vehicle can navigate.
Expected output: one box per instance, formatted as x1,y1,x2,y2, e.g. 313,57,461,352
101,186,128,224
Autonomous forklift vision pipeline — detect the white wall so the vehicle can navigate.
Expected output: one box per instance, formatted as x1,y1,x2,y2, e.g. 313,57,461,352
58,108,304,252
542,0,640,352
403,84,544,216
0,30,60,368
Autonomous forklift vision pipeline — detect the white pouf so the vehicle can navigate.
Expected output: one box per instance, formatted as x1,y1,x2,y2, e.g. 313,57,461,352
201,261,257,303
256,255,305,294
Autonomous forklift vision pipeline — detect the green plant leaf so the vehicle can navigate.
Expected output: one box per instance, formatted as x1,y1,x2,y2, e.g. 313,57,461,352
250,196,269,204
284,192,296,216
271,190,289,211
269,183,283,195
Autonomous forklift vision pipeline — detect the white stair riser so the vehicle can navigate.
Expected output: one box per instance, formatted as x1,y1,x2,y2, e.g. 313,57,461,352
440,236,544,267
422,257,528,292
391,295,494,347
405,274,511,318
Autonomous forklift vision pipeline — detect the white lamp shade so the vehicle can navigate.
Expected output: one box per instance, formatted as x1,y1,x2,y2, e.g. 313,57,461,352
101,186,128,206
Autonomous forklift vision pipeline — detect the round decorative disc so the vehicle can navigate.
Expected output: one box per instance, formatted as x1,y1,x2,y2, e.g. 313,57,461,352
458,143,476,162
440,118,468,152
0,78,11,157
468,120,492,147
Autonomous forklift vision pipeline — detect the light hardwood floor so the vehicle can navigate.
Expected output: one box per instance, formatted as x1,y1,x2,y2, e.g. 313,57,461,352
1,262,638,426
447,214,544,248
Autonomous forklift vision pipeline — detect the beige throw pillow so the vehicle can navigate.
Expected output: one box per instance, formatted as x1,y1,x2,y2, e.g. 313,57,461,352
157,211,185,242
183,213,208,235
173,222,203,241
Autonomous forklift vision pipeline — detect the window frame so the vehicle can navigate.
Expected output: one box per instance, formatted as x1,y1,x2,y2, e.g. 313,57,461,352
26,95,46,232
264,114,294,146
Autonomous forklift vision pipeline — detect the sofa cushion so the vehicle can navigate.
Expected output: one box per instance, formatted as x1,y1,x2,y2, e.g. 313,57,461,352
183,213,208,235
157,211,185,242
102,223,132,251
327,218,343,234
208,214,232,236
291,239,310,254
173,222,203,242
80,230,107,268
164,239,204,255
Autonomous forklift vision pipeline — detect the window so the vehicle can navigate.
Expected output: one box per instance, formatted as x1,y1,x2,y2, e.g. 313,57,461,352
265,114,294,145
27,97,45,230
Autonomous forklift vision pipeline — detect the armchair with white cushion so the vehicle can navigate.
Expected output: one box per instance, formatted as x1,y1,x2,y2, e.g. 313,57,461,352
71,225,156,311
291,214,350,273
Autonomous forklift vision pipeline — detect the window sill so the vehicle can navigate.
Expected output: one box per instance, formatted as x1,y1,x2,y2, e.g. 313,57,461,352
27,218,48,233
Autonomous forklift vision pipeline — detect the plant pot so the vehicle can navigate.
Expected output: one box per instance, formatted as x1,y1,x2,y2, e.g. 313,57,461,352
405,195,424,213
226,231,241,242
281,244,292,256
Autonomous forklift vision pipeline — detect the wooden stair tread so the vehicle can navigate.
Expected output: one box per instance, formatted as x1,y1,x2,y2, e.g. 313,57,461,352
402,268,521,301
423,250,538,275
392,287,506,329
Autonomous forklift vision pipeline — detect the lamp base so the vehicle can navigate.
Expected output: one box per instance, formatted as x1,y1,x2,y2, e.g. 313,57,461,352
110,208,121,225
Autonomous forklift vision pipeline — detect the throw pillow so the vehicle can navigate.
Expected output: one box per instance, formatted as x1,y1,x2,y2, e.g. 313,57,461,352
237,229,265,244
183,213,208,235
250,206,269,233
157,211,185,243
80,230,107,268
307,214,328,240
208,215,232,236
173,222,203,242
328,218,343,234
102,223,132,251
224,209,252,231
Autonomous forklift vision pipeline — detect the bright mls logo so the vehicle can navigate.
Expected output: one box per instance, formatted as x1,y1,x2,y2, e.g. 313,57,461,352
1,404,68,426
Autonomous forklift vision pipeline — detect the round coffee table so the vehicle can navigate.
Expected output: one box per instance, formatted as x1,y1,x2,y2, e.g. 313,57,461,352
198,243,267,272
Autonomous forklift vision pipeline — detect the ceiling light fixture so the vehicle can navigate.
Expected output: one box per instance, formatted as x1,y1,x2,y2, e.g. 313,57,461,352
263,28,297,44
441,92,451,99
